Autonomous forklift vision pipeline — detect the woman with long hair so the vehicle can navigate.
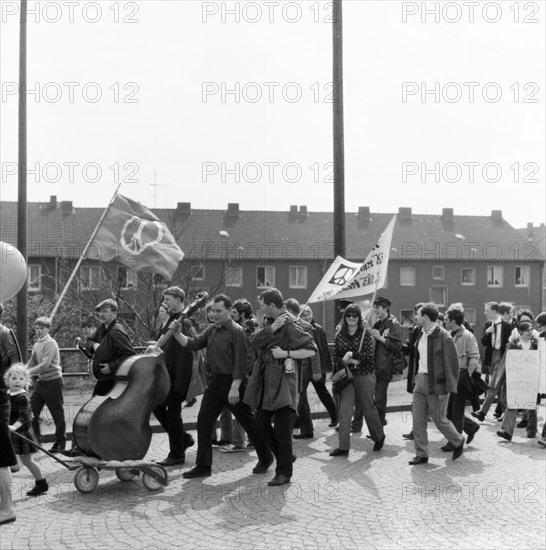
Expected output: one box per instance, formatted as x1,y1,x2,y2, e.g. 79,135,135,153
329,304,385,456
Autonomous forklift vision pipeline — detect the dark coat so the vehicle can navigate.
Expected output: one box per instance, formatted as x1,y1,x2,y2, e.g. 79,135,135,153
480,319,511,370
373,315,402,381
86,320,136,381
311,321,333,373
404,325,422,394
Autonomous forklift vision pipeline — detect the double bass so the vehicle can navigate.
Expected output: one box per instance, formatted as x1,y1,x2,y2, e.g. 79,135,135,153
72,291,209,461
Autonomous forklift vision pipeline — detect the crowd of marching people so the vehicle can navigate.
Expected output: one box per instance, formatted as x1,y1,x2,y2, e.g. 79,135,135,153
1,291,545,524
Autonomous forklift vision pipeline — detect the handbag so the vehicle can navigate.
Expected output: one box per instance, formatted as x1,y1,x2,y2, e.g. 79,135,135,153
331,365,354,394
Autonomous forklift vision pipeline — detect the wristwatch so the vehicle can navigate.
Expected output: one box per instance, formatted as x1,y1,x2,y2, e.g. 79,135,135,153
286,350,291,358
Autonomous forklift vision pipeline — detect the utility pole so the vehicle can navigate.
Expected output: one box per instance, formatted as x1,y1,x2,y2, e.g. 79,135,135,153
17,0,28,360
333,0,345,324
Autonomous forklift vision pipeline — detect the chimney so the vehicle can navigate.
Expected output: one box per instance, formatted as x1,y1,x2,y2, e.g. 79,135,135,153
442,208,454,222
526,223,535,239
491,210,503,222
289,205,298,216
226,203,240,218
358,207,370,222
61,201,73,215
399,207,412,220
177,202,191,216
49,195,57,208
299,205,308,217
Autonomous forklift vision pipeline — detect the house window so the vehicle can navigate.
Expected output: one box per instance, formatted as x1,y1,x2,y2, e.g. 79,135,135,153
27,265,41,292
225,267,243,288
461,268,476,286
257,266,275,288
400,267,416,286
487,266,503,287
191,266,205,281
117,266,137,290
81,265,101,290
429,286,447,306
289,266,308,289
515,266,530,287
432,266,445,280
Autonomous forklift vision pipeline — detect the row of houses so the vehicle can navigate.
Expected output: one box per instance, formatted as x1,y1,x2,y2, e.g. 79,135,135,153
1,197,544,341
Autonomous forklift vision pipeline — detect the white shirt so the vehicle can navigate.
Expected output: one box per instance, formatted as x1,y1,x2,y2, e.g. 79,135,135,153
417,325,437,374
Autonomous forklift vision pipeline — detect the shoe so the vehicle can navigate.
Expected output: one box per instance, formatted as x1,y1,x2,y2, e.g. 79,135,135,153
68,448,84,457
402,432,414,440
471,411,485,422
185,398,197,407
9,465,20,473
329,448,349,457
156,456,185,467
517,420,528,429
26,478,48,496
184,436,195,450
373,435,386,451
49,443,66,454
245,442,254,449
441,443,455,452
220,444,245,453
408,456,428,465
0,513,16,525
267,474,291,486
212,440,229,446
252,456,274,474
527,432,536,439
182,466,211,479
495,415,503,422
293,433,313,439
382,419,388,426
328,420,338,428
537,439,546,447
466,425,480,445
292,454,297,463
350,427,362,433
497,430,512,442
365,435,372,439
452,439,465,460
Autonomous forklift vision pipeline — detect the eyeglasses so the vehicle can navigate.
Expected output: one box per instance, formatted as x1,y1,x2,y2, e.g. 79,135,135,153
345,313,359,319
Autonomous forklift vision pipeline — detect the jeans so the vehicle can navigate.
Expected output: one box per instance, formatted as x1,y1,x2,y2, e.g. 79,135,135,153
447,393,479,435
338,373,384,450
31,378,66,446
297,375,338,435
153,387,191,460
481,350,505,415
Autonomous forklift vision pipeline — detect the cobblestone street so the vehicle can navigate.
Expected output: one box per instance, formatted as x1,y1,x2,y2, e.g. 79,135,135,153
2,405,545,549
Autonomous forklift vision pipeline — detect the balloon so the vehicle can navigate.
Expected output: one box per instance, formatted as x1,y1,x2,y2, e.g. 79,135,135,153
0,241,27,303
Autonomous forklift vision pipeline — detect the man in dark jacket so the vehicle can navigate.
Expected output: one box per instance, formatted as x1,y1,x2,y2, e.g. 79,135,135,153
151,287,196,466
370,297,402,426
66,299,136,457
471,301,511,422
83,299,136,396
409,303,465,465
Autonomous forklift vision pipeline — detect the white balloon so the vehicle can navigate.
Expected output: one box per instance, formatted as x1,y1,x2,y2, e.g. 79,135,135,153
0,241,27,303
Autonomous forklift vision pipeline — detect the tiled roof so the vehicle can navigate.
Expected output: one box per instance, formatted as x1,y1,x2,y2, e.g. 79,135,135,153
1,200,543,262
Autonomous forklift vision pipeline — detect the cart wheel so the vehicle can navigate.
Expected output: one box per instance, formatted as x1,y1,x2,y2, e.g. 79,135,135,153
142,465,166,491
116,468,139,481
74,467,99,493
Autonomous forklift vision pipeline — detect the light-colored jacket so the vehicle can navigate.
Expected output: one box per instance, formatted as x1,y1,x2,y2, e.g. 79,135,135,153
451,325,480,373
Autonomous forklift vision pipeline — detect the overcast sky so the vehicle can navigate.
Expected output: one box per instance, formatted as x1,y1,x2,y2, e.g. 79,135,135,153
1,0,544,228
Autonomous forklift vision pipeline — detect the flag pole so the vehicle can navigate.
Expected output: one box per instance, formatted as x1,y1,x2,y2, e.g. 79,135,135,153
358,280,381,352
49,184,122,321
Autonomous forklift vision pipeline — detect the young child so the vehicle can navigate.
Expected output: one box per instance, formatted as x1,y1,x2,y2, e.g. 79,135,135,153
5,363,48,496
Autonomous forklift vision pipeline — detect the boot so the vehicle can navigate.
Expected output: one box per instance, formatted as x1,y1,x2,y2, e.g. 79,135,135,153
27,478,48,497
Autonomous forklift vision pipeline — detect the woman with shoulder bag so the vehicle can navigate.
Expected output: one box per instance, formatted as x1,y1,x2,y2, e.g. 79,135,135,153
329,304,386,456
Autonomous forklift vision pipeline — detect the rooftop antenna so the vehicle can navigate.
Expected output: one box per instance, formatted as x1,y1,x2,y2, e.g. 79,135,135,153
149,172,166,208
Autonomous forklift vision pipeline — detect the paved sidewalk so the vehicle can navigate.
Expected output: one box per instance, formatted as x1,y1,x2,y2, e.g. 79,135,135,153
2,404,545,549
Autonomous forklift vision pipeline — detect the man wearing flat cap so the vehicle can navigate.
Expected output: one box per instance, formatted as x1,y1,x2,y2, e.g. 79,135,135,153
371,296,402,427
83,299,136,397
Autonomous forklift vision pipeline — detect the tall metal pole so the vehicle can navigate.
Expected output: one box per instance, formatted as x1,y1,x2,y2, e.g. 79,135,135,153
333,0,345,324
17,0,28,360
